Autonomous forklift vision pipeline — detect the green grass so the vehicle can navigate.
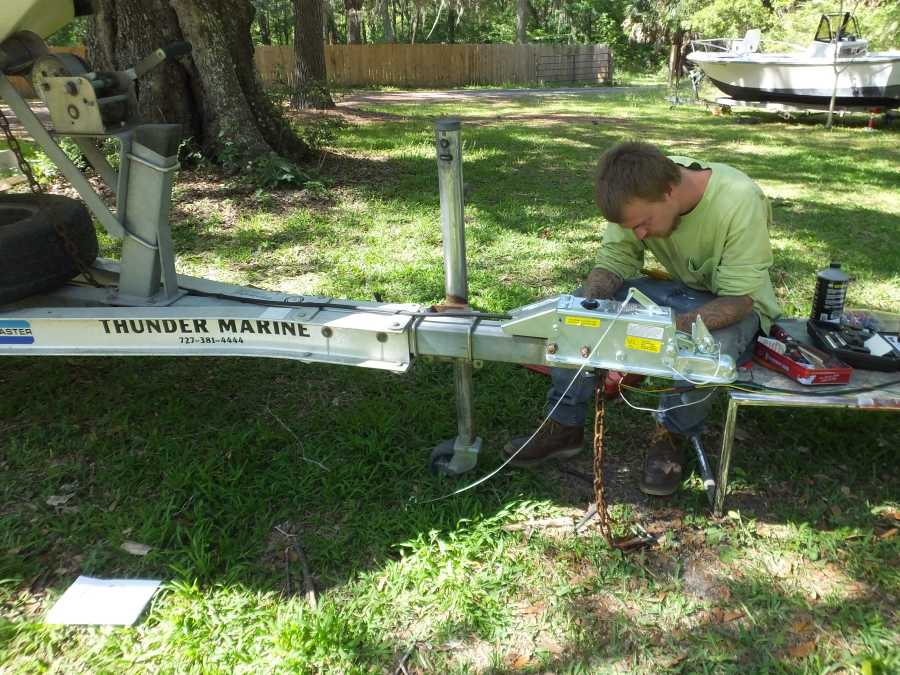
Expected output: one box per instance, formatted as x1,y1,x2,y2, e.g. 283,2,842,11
1,86,899,673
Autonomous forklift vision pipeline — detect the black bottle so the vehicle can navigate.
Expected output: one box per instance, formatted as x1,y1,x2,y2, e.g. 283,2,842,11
810,262,849,323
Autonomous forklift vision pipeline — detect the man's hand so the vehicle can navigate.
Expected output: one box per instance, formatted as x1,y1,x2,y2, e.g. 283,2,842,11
675,295,753,333
585,267,623,300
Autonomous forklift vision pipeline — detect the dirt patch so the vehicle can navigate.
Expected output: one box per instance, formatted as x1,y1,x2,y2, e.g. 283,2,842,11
335,85,649,106
681,554,731,602
287,105,412,127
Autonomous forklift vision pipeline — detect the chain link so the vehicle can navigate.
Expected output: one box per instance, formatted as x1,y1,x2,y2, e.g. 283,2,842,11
0,106,103,288
592,371,656,552
0,106,43,193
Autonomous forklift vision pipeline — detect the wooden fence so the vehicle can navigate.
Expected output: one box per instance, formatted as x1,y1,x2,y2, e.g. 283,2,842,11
7,44,611,100
255,43,612,89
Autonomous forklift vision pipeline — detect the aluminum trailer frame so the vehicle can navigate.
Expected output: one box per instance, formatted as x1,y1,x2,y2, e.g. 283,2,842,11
0,13,736,485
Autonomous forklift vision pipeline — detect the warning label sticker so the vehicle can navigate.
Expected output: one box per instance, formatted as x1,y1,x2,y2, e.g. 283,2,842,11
564,316,601,328
625,336,662,353
626,322,664,341
0,320,35,345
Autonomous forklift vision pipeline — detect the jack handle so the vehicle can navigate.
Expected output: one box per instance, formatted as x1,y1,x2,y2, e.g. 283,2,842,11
132,41,192,79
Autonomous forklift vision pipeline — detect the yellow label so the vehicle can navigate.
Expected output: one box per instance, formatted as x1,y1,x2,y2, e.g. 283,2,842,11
625,336,662,353
564,316,601,328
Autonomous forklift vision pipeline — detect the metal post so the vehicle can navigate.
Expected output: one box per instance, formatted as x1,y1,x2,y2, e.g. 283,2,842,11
430,119,482,475
689,434,716,508
436,119,468,305
714,397,740,516
116,125,184,304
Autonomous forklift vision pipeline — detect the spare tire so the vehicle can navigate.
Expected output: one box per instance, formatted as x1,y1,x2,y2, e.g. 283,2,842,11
0,194,99,305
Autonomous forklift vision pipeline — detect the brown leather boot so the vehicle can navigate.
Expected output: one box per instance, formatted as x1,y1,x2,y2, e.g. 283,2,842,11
503,419,584,467
639,426,685,496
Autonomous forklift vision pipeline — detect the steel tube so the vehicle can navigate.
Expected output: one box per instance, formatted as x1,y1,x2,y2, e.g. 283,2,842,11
413,316,547,365
454,361,474,441
435,119,468,304
689,434,717,508
432,118,480,472
118,138,180,302
714,397,739,517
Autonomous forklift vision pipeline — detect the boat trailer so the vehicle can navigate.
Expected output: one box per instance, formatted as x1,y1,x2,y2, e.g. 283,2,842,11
0,2,736,487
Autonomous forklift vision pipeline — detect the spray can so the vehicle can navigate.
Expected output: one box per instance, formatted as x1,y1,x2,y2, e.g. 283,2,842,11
810,262,849,323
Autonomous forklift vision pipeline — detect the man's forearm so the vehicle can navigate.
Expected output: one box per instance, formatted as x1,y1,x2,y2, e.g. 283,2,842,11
585,267,623,299
675,295,754,332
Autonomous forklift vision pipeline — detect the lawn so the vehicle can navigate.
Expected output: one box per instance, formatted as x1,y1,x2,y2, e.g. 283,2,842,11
1,87,898,673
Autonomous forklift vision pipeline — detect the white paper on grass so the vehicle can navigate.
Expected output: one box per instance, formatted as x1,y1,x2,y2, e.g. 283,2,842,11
45,576,162,625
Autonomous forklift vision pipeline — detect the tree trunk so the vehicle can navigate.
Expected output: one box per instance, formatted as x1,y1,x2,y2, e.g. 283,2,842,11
668,27,685,85
293,0,334,108
379,0,395,42
410,7,419,44
345,0,363,44
447,3,456,43
391,0,398,41
257,9,272,45
324,1,339,44
278,1,291,44
516,0,528,44
88,0,310,165
87,0,200,143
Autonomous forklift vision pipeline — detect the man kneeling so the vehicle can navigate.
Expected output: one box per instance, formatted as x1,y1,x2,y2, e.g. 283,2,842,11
504,141,781,496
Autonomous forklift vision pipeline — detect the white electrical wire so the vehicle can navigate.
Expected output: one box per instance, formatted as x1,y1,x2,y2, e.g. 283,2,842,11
669,341,723,386
417,289,639,504
415,290,727,505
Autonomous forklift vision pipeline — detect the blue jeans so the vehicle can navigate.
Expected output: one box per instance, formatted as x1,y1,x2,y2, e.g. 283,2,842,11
547,277,759,436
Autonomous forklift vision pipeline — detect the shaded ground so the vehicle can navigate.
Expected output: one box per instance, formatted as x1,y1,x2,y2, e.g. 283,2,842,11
1,85,898,673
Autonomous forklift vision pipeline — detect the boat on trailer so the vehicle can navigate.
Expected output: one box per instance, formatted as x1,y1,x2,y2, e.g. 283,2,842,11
687,13,900,109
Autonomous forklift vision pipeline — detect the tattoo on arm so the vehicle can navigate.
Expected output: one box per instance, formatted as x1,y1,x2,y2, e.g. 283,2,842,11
676,295,754,332
585,268,623,299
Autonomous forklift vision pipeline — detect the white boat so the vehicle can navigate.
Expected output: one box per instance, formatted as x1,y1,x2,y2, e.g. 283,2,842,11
687,13,900,109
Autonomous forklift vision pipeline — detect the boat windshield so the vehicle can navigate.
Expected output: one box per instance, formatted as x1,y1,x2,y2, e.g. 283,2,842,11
814,13,862,43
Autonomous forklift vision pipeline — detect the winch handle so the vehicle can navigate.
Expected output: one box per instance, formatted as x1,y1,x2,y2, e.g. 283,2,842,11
627,287,665,313
132,41,193,79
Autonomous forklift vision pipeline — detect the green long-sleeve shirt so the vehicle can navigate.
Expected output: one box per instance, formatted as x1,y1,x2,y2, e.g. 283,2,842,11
594,156,781,332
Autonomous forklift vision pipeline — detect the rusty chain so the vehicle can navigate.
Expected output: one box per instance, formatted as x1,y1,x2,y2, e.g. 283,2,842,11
0,106,103,287
592,370,656,552
0,106,43,193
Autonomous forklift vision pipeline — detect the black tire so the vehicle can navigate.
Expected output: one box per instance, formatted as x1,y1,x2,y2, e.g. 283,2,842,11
0,194,98,304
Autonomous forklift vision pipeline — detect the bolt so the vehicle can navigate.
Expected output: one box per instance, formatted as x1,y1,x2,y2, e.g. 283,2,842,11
390,320,402,329
580,346,590,358
546,343,558,355
65,80,78,96
321,326,333,338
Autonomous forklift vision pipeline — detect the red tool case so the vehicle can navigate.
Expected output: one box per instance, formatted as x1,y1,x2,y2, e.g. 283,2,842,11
754,323,852,385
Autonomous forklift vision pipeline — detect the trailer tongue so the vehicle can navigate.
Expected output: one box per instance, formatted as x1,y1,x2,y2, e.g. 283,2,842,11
0,0,735,481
